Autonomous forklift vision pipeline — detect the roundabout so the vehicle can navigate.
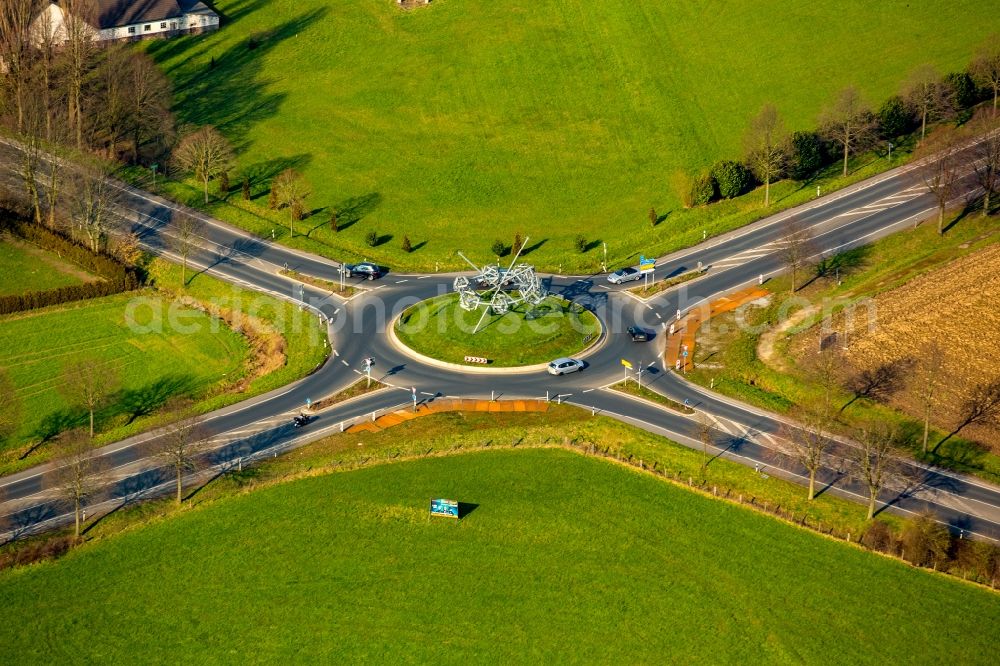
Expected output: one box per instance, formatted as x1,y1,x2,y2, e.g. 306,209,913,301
393,293,603,368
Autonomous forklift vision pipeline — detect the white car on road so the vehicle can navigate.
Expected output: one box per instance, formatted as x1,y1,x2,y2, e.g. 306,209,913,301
548,357,585,375
607,267,641,284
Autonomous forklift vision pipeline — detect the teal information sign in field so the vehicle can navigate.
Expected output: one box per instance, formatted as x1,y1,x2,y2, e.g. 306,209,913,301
430,498,459,519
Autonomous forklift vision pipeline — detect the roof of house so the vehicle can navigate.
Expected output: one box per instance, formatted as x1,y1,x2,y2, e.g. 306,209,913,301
69,0,215,29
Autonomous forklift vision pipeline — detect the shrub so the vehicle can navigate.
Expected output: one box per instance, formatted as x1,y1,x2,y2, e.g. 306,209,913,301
788,131,826,180
648,207,657,227
946,71,979,110
860,520,896,553
574,234,587,253
218,170,230,194
491,239,506,258
710,160,753,199
0,535,79,571
267,187,278,210
901,513,951,568
513,232,524,256
401,235,412,253
329,212,338,232
690,173,716,206
241,178,251,201
877,95,916,139
290,200,304,221
365,230,378,247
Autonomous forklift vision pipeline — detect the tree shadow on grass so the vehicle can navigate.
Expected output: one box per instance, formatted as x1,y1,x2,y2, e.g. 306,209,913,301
333,193,383,231
520,238,547,256
22,409,87,459
241,154,313,199
155,7,330,151
114,375,200,426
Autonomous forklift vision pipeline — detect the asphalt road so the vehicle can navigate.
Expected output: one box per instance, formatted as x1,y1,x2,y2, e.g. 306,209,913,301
2,135,1000,541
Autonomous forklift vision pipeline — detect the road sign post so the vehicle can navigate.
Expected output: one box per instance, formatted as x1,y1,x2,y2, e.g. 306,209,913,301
363,357,374,387
621,358,633,384
412,386,417,412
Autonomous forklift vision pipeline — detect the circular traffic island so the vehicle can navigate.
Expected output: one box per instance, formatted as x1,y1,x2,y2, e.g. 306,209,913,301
394,294,602,368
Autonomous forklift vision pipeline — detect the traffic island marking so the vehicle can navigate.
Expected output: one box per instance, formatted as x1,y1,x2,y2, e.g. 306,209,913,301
347,399,549,433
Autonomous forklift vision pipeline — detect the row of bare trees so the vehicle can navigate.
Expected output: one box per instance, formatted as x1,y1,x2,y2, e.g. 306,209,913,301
49,411,207,537
0,0,174,159
774,342,1000,519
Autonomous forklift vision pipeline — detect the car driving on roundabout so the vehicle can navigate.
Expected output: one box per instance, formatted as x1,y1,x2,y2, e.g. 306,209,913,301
341,262,384,280
547,357,585,375
607,267,641,284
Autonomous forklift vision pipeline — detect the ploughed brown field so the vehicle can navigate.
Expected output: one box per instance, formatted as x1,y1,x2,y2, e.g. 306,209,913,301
811,243,1000,450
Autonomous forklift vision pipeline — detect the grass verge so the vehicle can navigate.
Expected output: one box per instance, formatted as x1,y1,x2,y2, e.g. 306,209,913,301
609,380,696,414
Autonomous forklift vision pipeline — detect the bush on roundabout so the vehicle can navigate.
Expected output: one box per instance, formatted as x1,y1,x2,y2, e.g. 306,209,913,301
395,294,601,367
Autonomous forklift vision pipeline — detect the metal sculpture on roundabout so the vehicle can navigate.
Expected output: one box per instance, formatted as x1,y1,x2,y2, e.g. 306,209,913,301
454,237,547,334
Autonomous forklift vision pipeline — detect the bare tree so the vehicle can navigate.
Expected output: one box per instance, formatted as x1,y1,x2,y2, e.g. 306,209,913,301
50,430,103,537
170,212,204,287
915,127,963,234
67,162,120,251
695,411,714,474
911,342,945,455
903,64,954,141
971,34,1000,116
272,168,310,237
849,420,901,520
60,0,98,149
743,104,788,207
971,111,1000,217
60,357,121,438
127,53,174,163
156,413,206,505
18,94,46,225
93,45,133,158
0,368,22,443
777,403,834,501
0,0,41,133
173,126,234,204
778,217,816,292
820,86,878,177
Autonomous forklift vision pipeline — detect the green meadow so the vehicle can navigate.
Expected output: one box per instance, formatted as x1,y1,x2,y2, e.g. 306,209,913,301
0,293,247,458
145,0,998,270
0,239,90,295
1,448,996,662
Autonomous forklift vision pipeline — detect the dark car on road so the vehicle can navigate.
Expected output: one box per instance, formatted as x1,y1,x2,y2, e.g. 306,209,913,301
342,262,383,280
627,326,651,342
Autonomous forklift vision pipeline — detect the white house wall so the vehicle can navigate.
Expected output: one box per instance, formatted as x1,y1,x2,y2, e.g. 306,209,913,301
99,12,219,41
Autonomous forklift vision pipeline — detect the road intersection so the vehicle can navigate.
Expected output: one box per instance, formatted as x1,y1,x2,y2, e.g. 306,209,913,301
2,136,1000,541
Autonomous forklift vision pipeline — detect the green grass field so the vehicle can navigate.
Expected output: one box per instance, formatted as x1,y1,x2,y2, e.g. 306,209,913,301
396,294,599,366
0,292,247,458
0,257,329,474
1,448,996,662
0,238,91,295
143,0,998,270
